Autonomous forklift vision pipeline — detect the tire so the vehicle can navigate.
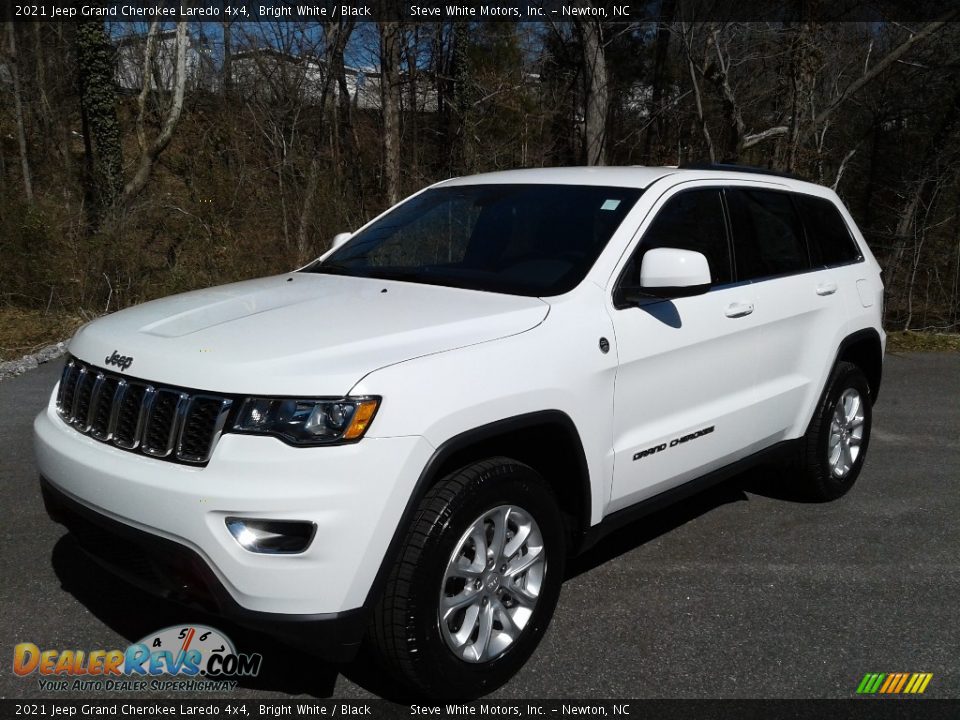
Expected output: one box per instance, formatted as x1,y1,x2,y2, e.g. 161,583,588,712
795,361,873,501
369,457,566,699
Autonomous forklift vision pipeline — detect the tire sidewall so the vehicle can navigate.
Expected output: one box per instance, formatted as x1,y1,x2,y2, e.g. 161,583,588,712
812,364,873,499
405,462,565,698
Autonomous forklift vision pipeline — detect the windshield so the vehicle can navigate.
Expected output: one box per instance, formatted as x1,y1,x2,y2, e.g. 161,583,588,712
303,184,643,296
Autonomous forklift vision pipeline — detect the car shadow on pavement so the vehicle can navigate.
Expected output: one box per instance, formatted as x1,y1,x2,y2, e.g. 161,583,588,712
565,475,750,579
735,463,820,504
566,463,812,579
50,534,346,698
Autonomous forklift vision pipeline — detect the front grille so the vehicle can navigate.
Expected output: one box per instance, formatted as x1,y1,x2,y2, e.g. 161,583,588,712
56,357,232,465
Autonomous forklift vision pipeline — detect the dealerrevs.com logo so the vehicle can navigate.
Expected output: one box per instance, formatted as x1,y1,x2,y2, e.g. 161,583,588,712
13,625,262,692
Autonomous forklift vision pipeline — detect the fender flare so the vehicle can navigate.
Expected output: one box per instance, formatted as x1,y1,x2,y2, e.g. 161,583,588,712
361,410,590,611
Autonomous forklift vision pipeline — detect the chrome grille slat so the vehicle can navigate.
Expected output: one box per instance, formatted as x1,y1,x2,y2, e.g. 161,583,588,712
80,373,106,432
90,376,121,441
114,382,147,449
103,379,128,441
142,390,188,458
69,366,89,423
133,386,157,452
177,396,232,463
56,360,76,411
55,357,230,466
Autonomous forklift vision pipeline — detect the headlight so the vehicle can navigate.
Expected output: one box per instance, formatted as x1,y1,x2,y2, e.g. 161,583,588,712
231,396,380,445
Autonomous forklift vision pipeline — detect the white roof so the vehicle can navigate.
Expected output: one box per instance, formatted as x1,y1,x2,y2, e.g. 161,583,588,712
437,165,827,193
439,166,677,189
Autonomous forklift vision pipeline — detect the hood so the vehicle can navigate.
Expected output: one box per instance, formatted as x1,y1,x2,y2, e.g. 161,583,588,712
68,273,549,395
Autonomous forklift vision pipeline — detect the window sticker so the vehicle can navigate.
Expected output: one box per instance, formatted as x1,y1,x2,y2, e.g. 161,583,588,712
600,199,621,211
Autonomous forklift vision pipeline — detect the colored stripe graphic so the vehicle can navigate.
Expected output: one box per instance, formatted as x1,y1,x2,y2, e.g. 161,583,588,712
856,674,874,694
879,674,897,693
857,673,932,694
857,674,883,694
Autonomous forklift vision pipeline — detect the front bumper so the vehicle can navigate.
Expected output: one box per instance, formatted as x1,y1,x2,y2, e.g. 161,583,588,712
33,393,434,621
40,477,364,660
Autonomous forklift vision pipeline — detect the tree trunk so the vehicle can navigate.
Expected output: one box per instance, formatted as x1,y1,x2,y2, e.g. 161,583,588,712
451,22,472,174
405,28,419,178
643,0,676,162
75,20,124,217
33,23,55,161
785,20,814,172
682,24,715,163
6,22,33,201
296,20,355,259
379,21,403,205
123,21,188,203
335,26,363,210
222,21,232,96
579,19,608,166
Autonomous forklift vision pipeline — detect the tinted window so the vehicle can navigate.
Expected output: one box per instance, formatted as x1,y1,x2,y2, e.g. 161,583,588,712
625,189,732,286
728,189,809,280
795,194,861,267
306,184,643,296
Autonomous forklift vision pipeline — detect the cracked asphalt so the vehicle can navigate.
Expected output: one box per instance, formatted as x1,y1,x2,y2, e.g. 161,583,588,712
1,352,957,700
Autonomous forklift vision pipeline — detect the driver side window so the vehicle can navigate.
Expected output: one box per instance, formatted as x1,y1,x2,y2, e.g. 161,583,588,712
624,189,732,286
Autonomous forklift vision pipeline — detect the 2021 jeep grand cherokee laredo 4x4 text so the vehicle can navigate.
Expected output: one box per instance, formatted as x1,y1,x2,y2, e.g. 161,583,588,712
35,166,884,698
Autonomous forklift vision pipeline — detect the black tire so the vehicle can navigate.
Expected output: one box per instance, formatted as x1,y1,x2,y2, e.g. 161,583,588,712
795,361,873,501
369,457,565,699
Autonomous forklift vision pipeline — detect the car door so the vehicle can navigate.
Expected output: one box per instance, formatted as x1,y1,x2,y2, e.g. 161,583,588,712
725,187,849,445
607,186,762,513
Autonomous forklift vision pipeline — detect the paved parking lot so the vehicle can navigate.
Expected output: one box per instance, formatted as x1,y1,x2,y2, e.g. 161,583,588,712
2,352,958,700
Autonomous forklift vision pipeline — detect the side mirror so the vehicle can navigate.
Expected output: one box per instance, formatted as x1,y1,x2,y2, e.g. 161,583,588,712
330,232,352,250
619,248,712,303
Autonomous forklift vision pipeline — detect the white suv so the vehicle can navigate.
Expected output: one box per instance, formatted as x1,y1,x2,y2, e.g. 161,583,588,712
34,166,884,697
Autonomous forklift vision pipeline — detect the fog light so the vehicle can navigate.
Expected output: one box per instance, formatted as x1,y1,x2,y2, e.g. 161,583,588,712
225,518,316,554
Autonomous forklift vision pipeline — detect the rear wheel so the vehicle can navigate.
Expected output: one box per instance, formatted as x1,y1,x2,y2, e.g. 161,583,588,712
795,361,873,501
369,457,565,699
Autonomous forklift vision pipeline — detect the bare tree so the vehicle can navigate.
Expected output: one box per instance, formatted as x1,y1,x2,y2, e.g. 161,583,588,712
75,20,124,217
222,20,233,96
450,22,472,173
578,19,607,166
680,22,716,162
681,17,957,165
379,21,403,204
644,0,677,160
122,20,189,203
5,22,33,201
297,20,355,260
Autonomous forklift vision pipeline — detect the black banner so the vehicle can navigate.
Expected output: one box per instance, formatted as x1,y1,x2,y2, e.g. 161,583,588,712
3,700,960,720
4,0,959,23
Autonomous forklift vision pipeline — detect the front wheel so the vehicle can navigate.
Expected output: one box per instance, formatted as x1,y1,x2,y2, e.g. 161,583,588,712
795,361,873,501
369,457,565,699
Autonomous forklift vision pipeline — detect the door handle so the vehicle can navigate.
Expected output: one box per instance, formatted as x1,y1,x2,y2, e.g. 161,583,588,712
725,302,754,318
816,282,838,296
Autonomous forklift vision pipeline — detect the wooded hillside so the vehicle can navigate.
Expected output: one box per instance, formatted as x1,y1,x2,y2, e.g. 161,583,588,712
2,15,959,338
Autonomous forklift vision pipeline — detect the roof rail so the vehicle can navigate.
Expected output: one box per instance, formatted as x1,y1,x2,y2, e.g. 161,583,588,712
678,162,806,181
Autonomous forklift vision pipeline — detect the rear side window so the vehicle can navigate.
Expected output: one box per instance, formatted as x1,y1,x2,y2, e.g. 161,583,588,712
628,189,732,285
795,194,862,267
727,188,809,280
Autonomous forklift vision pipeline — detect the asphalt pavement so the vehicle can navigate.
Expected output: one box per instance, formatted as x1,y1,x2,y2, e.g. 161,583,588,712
1,352,958,700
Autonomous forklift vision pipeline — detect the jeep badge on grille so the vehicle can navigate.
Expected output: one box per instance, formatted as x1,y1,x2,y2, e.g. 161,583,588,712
104,350,134,372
